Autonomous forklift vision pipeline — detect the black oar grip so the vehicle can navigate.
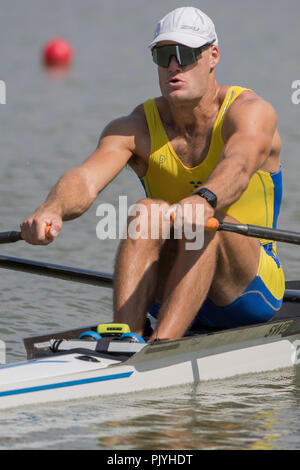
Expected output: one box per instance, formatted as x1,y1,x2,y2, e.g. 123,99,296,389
0,231,22,244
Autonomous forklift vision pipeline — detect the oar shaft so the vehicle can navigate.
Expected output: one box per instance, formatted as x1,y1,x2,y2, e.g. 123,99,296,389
219,221,300,245
205,218,300,245
1,220,300,247
0,231,22,244
0,255,113,288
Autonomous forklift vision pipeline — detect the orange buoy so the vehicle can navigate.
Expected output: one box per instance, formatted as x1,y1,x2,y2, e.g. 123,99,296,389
42,38,73,67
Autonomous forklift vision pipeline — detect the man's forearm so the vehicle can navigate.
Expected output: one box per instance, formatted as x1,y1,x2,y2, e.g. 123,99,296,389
41,166,98,221
204,154,251,210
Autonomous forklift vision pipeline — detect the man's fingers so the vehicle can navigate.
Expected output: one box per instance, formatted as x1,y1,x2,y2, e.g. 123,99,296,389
20,217,62,245
47,220,61,239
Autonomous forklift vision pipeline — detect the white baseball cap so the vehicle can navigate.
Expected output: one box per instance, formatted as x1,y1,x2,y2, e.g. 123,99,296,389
149,7,218,49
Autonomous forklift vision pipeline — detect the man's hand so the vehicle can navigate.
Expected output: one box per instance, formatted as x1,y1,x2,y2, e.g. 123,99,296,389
178,194,215,228
20,208,62,245
167,195,215,244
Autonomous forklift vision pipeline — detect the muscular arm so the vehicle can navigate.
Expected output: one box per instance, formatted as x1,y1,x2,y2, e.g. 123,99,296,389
43,121,135,221
21,111,143,244
203,93,278,210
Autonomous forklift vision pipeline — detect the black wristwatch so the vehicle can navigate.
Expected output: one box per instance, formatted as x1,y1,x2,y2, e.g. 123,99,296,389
193,187,218,209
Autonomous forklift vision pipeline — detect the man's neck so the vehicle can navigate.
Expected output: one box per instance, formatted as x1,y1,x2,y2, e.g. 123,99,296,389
165,80,222,134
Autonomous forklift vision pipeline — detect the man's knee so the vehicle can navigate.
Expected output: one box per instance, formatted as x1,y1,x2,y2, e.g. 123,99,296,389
126,198,171,241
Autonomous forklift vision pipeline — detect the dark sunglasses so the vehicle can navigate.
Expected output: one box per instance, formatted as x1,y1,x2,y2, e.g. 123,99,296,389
151,43,212,68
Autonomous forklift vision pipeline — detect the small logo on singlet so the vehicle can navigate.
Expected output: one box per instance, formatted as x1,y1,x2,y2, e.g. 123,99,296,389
159,155,167,164
190,181,202,190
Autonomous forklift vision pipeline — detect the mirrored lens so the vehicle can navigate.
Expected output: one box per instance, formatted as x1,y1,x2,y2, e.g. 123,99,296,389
152,45,198,68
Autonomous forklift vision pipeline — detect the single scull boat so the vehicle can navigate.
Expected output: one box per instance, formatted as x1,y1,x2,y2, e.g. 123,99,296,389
1,281,300,410
1,220,300,410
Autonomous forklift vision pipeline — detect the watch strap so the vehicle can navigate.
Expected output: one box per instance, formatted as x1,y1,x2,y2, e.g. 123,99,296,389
193,187,218,209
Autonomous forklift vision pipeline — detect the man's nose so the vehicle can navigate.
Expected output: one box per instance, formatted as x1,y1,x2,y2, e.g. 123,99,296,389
167,55,182,71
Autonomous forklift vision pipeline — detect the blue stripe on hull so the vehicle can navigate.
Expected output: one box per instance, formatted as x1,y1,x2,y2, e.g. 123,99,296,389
0,371,133,398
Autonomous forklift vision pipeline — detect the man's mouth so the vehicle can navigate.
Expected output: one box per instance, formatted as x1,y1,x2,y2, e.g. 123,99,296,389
168,77,183,85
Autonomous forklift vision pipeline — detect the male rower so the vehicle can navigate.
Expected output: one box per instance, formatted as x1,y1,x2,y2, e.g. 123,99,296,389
21,7,285,341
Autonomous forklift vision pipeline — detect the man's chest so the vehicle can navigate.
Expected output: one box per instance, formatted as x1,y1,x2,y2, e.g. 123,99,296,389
166,127,214,168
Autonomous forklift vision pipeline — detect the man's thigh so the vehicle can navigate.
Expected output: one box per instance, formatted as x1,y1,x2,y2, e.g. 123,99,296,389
195,243,285,328
156,212,260,303
208,213,262,306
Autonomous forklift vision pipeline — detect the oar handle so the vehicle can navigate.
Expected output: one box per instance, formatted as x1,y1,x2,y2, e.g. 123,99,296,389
205,218,220,231
170,213,220,232
170,211,220,229
172,214,300,245
0,225,52,244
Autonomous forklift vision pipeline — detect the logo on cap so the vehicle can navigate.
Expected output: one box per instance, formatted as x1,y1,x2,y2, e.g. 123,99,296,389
180,25,201,32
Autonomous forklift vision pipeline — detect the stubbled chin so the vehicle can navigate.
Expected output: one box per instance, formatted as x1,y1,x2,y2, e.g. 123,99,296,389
162,88,190,103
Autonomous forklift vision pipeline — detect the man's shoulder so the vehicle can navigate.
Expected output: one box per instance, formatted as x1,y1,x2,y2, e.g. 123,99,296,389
222,90,277,142
223,87,277,133
228,86,274,113
98,102,151,167
101,102,149,139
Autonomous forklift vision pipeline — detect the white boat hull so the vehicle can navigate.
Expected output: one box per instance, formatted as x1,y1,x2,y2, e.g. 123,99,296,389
1,317,300,409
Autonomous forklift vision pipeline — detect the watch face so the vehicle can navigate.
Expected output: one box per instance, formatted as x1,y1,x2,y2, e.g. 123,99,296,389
196,188,217,208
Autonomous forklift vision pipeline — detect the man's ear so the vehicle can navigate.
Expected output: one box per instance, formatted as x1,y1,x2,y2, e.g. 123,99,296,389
209,45,220,71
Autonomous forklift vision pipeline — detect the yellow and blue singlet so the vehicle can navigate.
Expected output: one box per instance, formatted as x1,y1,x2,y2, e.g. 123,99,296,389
141,86,285,328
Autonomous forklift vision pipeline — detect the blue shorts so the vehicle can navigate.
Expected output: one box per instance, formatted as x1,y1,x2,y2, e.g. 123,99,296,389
149,244,285,329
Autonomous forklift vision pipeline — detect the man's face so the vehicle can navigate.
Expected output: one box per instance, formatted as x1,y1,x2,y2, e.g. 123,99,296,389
156,41,219,106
